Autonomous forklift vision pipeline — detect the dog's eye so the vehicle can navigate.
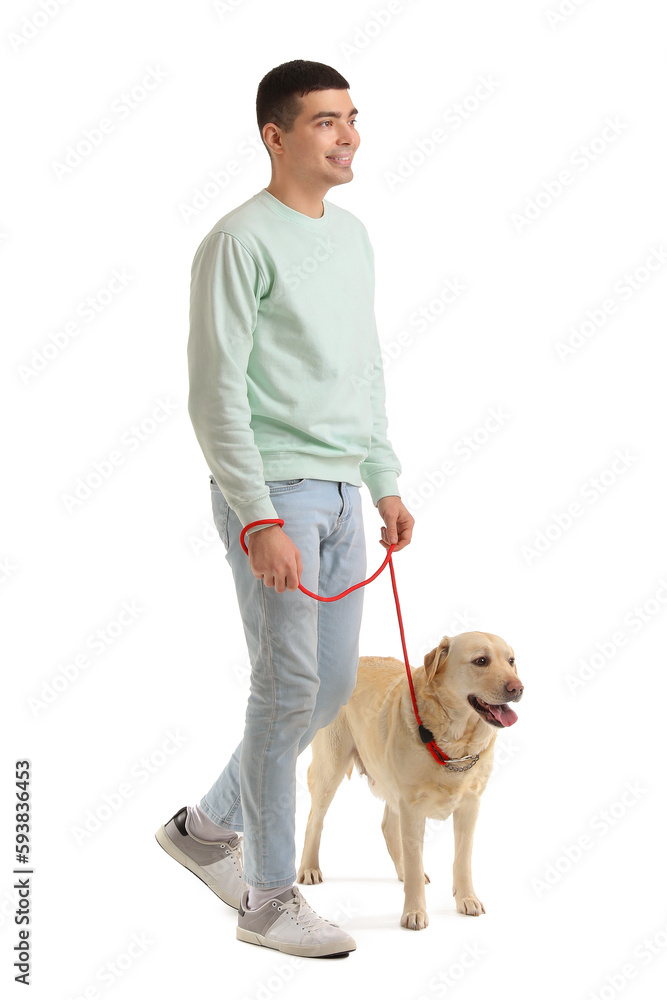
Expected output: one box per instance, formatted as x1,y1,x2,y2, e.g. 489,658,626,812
473,657,488,666
509,657,515,665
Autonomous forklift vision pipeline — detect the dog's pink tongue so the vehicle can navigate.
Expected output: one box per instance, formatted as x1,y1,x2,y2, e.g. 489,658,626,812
488,703,518,727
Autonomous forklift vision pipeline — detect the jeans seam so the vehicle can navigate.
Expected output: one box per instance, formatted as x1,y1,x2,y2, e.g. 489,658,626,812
199,796,243,831
255,577,277,885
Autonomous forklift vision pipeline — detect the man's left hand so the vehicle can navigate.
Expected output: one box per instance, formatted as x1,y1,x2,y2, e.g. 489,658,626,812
376,495,414,552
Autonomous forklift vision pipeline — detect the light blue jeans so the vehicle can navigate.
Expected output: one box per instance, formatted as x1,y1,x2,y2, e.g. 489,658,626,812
200,476,367,889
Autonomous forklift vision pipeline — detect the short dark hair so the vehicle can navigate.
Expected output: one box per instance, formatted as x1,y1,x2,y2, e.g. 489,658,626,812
256,60,350,158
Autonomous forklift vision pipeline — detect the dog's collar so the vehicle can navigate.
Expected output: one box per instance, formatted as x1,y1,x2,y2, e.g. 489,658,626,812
418,724,480,771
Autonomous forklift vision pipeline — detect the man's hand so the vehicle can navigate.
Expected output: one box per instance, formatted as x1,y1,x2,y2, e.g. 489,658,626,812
246,524,303,592
377,495,414,552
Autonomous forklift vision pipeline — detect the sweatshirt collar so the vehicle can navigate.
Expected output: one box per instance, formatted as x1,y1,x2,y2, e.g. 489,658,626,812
257,188,329,229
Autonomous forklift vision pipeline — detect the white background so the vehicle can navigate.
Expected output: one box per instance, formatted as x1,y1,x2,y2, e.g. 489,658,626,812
3,0,666,997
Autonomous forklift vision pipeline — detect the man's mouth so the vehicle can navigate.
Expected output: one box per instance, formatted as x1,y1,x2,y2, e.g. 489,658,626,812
468,694,518,728
326,154,353,166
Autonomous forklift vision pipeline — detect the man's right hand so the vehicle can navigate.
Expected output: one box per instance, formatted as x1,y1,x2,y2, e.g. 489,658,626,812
246,524,303,593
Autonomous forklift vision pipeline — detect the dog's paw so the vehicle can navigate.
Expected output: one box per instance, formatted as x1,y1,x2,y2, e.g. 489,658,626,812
455,894,485,916
297,867,323,885
401,909,429,930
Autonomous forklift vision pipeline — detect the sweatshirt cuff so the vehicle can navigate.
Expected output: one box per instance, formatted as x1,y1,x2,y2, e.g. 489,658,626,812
232,493,281,536
365,471,401,507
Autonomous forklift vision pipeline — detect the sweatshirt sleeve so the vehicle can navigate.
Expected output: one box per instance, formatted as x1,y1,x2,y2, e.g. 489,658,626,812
187,230,279,536
359,307,403,506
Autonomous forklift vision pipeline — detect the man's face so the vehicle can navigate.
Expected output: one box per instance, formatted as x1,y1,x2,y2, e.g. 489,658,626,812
266,88,360,187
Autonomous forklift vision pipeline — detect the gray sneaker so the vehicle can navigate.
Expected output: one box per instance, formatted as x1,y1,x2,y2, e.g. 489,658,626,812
155,806,244,909
237,885,356,958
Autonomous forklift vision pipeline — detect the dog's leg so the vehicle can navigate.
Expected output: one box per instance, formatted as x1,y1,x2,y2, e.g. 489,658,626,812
381,804,430,885
381,804,404,880
452,796,485,915
297,721,353,885
397,801,428,929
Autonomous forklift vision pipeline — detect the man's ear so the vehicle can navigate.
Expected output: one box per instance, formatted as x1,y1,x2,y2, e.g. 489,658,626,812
423,636,450,685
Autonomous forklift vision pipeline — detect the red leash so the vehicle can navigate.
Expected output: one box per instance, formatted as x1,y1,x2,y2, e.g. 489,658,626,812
239,518,454,767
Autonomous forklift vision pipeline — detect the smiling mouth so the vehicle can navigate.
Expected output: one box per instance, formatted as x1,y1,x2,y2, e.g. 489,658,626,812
326,154,353,165
468,695,518,728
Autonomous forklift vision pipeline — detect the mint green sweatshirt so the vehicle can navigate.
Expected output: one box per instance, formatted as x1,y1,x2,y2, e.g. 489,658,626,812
187,187,402,535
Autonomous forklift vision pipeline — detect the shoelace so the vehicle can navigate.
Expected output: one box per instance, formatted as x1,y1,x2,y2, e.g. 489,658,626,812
218,835,243,866
277,889,333,930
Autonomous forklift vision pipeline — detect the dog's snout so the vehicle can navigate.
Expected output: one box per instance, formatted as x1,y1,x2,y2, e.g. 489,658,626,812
505,678,524,701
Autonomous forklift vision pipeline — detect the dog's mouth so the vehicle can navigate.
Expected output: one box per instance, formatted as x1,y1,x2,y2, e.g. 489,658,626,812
468,695,518,728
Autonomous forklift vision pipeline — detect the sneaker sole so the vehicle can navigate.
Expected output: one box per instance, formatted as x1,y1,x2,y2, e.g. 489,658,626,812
155,824,241,910
236,925,354,958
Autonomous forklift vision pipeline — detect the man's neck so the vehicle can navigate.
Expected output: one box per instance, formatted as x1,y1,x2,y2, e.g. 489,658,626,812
264,180,327,219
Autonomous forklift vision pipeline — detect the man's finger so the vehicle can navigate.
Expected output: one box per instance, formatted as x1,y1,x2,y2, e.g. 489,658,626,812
383,520,398,544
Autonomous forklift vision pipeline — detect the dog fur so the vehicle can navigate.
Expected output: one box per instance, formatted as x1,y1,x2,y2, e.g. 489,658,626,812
297,631,524,929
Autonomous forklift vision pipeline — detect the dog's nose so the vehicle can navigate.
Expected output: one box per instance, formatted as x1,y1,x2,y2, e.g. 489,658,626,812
505,678,524,701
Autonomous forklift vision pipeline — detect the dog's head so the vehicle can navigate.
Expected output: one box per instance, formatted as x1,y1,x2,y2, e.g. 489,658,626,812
423,631,524,728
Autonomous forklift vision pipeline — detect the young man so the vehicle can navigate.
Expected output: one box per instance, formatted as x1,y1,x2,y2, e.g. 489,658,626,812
156,60,414,958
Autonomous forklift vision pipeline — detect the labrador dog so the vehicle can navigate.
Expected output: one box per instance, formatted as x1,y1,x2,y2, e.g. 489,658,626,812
297,631,524,929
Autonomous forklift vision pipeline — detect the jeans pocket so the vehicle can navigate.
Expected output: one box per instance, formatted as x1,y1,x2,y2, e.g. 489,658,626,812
266,478,307,494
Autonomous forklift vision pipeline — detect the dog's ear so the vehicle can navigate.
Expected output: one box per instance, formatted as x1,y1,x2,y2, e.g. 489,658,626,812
423,636,451,684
